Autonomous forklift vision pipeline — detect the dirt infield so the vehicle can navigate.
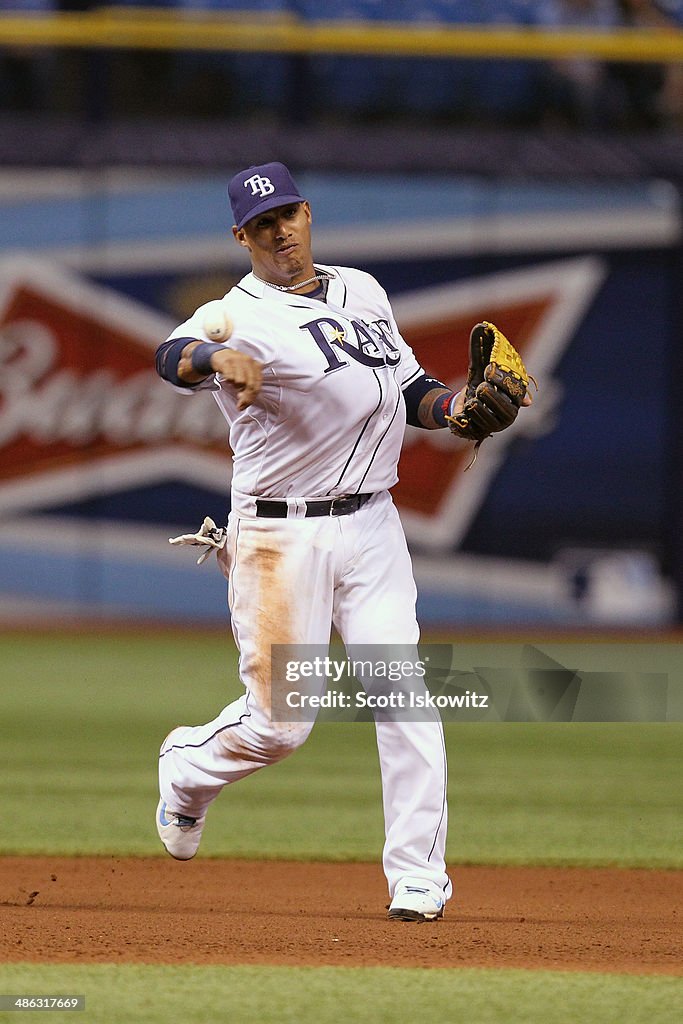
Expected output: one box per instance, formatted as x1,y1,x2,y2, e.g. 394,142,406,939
1,857,680,975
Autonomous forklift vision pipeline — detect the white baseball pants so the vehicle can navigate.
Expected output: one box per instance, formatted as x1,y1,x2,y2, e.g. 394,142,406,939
158,490,450,900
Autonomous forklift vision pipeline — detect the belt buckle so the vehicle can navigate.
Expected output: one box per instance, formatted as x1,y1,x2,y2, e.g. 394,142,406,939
330,495,351,517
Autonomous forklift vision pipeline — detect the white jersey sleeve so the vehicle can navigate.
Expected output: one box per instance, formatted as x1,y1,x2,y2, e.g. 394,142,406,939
164,300,277,394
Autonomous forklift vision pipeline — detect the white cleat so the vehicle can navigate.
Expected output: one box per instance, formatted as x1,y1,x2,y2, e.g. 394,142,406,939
156,799,206,861
388,877,446,922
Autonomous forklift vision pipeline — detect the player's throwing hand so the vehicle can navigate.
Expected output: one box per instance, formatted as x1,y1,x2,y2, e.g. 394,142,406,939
177,340,263,410
210,347,263,410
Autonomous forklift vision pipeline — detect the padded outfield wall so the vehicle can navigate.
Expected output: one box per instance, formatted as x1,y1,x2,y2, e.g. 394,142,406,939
0,169,679,626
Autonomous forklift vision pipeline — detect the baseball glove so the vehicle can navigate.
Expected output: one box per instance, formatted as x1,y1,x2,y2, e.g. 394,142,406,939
446,321,536,466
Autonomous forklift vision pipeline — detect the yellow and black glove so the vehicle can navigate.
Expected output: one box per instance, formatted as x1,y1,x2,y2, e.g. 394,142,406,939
446,321,535,458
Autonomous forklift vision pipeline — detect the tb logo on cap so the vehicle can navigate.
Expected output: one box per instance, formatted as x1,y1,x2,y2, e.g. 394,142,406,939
244,174,275,198
229,162,303,228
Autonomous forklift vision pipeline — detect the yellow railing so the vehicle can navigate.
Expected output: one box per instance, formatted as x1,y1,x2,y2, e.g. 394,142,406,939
0,9,682,63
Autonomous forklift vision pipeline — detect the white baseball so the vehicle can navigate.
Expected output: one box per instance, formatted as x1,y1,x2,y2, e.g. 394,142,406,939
202,301,234,342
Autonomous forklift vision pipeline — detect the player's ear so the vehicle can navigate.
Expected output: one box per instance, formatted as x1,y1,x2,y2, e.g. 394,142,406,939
232,225,249,249
302,201,312,223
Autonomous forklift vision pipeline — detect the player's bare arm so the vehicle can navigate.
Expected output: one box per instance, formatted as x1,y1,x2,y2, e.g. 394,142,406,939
178,340,263,410
416,386,463,429
416,383,531,430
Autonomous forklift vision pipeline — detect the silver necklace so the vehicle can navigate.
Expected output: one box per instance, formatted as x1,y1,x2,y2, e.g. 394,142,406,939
254,271,333,293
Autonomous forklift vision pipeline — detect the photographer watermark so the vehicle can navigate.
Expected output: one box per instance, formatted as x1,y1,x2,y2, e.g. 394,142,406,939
270,643,679,723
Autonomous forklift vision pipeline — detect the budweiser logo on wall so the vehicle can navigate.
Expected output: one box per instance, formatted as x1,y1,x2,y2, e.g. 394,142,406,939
0,257,603,549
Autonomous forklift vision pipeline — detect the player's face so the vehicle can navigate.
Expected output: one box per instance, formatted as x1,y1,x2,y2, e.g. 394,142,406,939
233,202,315,287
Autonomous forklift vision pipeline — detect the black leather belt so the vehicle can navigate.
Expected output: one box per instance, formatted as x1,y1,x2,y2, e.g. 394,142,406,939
255,493,373,519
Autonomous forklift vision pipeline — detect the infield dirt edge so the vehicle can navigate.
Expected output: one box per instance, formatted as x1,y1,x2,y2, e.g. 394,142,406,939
1,857,681,976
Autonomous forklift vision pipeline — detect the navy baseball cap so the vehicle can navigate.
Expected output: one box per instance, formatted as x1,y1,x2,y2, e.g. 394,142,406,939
228,162,305,229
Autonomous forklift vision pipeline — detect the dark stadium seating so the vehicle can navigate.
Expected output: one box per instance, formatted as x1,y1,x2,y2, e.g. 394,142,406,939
1,1,679,128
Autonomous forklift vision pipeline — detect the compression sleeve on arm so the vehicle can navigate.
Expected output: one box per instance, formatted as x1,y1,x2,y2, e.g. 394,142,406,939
402,374,454,428
155,337,202,388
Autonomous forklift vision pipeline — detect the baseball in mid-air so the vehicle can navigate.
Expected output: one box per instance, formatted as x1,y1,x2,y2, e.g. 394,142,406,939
202,301,234,342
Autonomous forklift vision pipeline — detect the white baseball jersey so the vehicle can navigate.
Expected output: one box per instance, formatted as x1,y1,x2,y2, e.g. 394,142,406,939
167,265,425,503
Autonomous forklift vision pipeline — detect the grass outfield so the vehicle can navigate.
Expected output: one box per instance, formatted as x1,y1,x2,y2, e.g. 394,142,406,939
0,964,680,1024
0,632,681,866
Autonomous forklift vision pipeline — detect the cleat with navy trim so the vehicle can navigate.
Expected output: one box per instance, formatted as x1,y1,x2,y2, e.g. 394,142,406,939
156,798,206,860
388,877,445,922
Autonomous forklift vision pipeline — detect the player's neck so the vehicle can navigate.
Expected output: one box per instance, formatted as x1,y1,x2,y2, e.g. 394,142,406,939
253,267,333,294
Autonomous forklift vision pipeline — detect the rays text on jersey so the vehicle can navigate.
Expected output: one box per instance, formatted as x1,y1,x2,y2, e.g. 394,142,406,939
300,315,401,373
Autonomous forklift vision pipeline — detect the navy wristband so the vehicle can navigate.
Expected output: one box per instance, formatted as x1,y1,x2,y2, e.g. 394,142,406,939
191,342,225,376
432,391,458,428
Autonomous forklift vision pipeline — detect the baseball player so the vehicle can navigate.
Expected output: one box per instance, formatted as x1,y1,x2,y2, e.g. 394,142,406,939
154,162,530,922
